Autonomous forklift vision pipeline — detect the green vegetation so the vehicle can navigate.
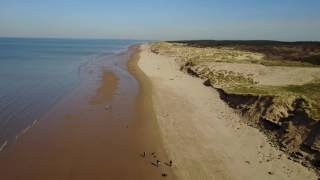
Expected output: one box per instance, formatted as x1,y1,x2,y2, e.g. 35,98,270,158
224,83,320,120
204,70,257,87
283,83,320,119
152,42,320,67
169,40,320,66
150,42,175,54
197,56,315,67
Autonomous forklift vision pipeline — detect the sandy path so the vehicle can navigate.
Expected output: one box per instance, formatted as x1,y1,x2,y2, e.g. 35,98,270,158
137,44,316,180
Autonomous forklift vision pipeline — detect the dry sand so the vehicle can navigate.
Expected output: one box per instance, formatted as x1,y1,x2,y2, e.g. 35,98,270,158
137,44,317,180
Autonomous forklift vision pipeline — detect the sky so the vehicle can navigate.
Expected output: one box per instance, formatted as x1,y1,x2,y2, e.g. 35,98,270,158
0,0,319,41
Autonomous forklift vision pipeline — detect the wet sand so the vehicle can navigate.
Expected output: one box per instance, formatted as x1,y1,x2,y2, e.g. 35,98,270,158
0,47,175,180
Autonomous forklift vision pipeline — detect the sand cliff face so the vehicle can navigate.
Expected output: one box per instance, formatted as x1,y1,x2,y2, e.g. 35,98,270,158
217,91,319,161
189,66,320,169
151,41,320,170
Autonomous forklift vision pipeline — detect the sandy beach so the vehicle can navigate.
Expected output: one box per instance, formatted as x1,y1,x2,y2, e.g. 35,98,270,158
135,44,317,180
1,1,319,179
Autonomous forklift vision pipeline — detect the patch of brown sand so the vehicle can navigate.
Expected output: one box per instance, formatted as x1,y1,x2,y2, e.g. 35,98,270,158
90,71,119,105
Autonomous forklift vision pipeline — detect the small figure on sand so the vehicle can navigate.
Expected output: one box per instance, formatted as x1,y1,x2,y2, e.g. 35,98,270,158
162,173,168,177
156,160,161,167
142,152,146,157
105,105,111,111
169,160,173,167
151,152,156,158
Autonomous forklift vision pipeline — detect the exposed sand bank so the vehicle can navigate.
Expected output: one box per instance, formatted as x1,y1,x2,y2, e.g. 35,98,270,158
136,44,317,179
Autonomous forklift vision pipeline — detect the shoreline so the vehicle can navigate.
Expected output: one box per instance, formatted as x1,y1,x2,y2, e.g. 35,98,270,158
0,47,175,180
135,43,317,179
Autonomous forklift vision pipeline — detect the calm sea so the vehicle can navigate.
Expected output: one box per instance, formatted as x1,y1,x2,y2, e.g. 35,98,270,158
0,38,141,150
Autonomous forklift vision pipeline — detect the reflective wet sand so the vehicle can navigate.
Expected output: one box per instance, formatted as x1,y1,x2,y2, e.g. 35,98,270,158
0,47,176,180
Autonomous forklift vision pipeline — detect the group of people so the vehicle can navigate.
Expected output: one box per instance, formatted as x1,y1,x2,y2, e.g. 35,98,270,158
142,151,173,167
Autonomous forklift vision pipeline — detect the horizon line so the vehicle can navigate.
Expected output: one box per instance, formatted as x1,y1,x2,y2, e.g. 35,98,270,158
0,36,320,43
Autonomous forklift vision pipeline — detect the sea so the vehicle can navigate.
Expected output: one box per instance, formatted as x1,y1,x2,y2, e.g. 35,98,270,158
0,38,142,150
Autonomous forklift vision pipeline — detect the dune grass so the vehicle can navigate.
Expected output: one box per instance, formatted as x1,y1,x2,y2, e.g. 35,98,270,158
224,83,320,120
152,42,320,67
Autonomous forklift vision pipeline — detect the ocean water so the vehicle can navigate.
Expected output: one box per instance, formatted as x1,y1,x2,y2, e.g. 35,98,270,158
0,38,141,149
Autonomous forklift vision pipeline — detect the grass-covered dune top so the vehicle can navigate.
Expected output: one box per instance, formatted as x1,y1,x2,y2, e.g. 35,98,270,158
169,40,320,66
224,82,320,120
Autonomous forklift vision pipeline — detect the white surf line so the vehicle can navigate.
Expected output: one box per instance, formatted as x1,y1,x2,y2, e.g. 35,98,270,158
1,120,38,153
15,120,38,141
0,141,8,152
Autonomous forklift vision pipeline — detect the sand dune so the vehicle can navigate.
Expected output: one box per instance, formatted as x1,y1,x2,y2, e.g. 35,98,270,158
137,44,316,180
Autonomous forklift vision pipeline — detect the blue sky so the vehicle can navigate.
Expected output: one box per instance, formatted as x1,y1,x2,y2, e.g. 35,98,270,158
0,0,319,41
